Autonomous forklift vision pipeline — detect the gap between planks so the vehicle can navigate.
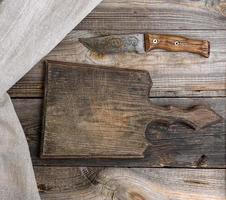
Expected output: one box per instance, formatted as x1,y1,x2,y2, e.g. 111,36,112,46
12,97,226,168
8,29,226,98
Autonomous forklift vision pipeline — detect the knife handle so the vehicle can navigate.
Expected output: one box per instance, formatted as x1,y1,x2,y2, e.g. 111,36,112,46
144,34,210,58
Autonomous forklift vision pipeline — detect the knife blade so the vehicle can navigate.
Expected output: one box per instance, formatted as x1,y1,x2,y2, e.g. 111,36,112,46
79,34,210,58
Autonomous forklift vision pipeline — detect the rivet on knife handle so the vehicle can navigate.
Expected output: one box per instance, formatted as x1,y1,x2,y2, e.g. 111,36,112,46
144,34,210,58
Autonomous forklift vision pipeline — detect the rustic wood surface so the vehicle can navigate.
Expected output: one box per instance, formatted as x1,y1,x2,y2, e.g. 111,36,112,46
42,61,151,159
13,97,225,168
35,167,226,200
10,0,226,199
41,61,221,160
9,30,226,98
76,0,226,30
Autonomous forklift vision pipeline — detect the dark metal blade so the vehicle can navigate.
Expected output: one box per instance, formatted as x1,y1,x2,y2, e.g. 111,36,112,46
79,34,145,54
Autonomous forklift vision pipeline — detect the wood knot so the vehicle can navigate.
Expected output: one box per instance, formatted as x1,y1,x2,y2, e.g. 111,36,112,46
80,167,100,186
205,0,226,17
195,154,208,167
219,5,226,16
37,184,52,193
129,192,146,200
90,51,106,61
184,179,209,185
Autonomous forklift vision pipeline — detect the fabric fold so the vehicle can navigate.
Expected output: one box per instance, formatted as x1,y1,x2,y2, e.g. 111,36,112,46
0,93,40,200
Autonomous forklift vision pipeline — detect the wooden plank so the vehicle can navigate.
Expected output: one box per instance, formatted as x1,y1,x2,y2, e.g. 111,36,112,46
13,97,226,167
35,167,226,200
9,30,226,98
8,62,45,98
41,61,220,160
76,0,226,30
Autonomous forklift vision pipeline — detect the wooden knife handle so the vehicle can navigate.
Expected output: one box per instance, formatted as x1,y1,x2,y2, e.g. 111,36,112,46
150,105,221,130
144,34,210,58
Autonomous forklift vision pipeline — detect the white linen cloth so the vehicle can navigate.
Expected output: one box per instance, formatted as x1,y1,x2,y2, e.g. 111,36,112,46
0,1,102,199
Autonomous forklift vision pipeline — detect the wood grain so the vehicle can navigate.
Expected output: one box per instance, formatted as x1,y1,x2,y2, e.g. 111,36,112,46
13,97,225,167
76,0,226,30
9,30,226,98
145,34,210,58
6,0,226,198
79,33,210,57
8,62,45,98
42,61,151,159
41,61,221,160
35,167,226,200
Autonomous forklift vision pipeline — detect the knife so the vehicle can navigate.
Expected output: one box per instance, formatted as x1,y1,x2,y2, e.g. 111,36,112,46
79,34,210,58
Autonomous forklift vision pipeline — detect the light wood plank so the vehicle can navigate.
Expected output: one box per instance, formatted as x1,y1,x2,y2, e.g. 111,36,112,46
9,30,226,97
35,167,226,200
13,97,226,168
76,0,226,30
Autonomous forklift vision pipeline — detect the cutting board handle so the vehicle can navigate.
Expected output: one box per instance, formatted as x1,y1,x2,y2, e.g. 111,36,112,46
148,105,221,130
144,34,210,58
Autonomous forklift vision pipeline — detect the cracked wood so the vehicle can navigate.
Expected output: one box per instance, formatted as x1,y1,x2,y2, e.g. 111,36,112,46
35,167,226,200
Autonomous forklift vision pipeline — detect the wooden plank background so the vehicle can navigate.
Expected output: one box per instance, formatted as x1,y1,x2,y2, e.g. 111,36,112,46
13,97,226,168
35,167,226,200
9,0,226,199
9,30,226,98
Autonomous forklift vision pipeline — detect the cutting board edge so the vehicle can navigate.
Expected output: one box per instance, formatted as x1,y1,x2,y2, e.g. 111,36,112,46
40,60,152,160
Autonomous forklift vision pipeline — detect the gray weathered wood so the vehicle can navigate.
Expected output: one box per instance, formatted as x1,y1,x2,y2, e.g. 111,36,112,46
9,30,226,98
76,0,226,30
6,0,226,199
13,97,226,167
35,167,226,200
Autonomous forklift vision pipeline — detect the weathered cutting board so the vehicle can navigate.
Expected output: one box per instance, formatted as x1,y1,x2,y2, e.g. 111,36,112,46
41,61,221,159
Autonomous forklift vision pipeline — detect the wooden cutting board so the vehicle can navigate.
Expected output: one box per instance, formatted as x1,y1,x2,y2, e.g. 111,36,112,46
41,61,221,159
